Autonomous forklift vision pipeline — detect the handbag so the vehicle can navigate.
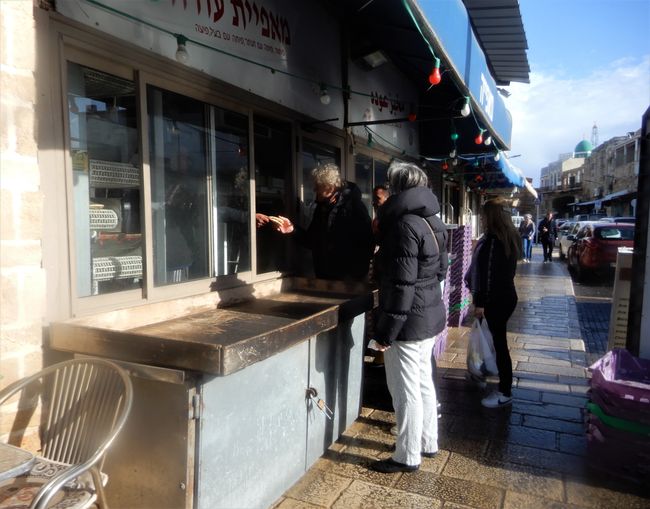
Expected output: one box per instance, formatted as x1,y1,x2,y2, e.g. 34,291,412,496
466,318,498,376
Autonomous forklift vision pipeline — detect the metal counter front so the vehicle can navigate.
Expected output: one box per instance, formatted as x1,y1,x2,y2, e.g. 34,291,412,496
49,280,375,509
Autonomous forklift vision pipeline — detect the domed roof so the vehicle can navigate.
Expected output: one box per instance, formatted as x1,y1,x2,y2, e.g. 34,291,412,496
574,139,593,157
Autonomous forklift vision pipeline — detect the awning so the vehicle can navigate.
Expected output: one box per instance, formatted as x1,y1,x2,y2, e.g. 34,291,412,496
573,189,635,207
602,189,635,202
404,0,520,150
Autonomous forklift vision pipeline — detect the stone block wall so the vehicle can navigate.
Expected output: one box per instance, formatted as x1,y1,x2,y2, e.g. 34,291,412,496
1,0,45,442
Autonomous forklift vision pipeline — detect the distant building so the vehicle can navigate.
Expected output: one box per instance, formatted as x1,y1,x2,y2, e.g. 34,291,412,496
537,130,640,219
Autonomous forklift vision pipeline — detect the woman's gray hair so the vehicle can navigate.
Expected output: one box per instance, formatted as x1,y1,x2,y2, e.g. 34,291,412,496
386,161,428,193
312,163,342,189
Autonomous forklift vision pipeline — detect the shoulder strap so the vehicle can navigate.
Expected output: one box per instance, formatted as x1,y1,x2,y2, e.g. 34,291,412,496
421,217,440,253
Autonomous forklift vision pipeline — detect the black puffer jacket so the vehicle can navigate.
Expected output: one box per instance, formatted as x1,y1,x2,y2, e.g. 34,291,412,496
375,187,448,345
465,233,517,307
295,182,373,280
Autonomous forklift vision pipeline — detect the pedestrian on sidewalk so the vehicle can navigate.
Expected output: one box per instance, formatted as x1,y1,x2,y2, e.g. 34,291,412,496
369,161,448,473
538,210,557,262
518,213,535,262
466,198,521,408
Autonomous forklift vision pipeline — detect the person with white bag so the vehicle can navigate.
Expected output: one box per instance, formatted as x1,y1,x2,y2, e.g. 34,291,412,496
465,198,521,408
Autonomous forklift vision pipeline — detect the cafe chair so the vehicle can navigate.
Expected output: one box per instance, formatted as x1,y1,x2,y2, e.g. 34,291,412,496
0,358,133,509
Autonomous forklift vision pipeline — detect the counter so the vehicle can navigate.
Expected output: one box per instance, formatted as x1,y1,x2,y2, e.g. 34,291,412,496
49,278,375,509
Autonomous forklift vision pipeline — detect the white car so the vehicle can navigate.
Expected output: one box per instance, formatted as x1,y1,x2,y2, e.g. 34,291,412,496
558,221,592,260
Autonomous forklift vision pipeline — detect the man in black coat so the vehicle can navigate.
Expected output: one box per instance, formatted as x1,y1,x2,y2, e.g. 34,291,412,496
538,211,558,262
274,164,373,280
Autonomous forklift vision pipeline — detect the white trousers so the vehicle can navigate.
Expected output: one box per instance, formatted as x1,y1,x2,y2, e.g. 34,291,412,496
384,336,438,466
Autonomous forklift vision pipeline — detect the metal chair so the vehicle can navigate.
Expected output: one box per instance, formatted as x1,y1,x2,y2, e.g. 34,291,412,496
0,358,133,509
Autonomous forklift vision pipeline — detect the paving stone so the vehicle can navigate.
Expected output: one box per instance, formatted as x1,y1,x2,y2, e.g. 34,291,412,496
442,453,564,501
558,433,588,456
516,362,587,378
511,387,542,402
522,415,586,435
515,371,560,383
568,384,590,395
516,378,570,392
503,491,583,509
272,497,327,508
565,478,650,508
284,468,352,507
332,479,441,509
486,441,589,476
541,392,588,408
512,400,583,422
313,452,400,488
524,356,573,367
520,348,573,361
395,471,504,509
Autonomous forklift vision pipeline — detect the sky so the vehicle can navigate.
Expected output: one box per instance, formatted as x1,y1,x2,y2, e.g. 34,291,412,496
503,0,650,185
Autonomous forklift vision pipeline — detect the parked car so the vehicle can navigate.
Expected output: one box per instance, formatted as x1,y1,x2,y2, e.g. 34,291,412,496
557,220,577,256
567,222,635,280
600,216,636,224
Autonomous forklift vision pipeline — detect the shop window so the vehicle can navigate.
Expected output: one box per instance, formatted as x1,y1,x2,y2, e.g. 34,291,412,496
295,139,341,276
254,115,292,274
67,63,142,297
354,155,389,215
147,86,250,282
354,154,373,214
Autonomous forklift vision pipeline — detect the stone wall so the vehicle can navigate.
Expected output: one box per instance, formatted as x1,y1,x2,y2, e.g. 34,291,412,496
1,0,45,441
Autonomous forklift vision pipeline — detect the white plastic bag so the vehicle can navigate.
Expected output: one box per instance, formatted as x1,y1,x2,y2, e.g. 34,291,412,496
466,318,498,376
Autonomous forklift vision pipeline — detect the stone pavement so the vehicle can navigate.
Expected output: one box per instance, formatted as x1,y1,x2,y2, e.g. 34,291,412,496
271,247,649,509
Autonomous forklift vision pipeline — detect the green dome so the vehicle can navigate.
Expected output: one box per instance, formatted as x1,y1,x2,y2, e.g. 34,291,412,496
574,139,593,157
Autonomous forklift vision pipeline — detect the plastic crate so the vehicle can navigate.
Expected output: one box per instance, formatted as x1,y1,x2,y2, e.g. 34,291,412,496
589,348,650,425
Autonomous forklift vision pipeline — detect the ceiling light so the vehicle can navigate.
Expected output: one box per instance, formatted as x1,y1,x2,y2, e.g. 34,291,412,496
362,50,388,69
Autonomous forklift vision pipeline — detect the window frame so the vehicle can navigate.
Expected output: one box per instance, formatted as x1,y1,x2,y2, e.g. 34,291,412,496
56,24,349,316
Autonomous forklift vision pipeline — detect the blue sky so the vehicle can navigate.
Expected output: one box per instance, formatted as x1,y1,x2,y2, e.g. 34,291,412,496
503,0,650,185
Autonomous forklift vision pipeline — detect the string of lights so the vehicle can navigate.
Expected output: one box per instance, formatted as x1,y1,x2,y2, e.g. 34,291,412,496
80,0,506,168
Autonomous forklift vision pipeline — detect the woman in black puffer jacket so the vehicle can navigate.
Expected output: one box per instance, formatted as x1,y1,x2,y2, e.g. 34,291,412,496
370,161,448,474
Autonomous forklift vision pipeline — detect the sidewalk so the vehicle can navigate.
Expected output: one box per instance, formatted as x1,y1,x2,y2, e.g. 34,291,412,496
271,247,649,508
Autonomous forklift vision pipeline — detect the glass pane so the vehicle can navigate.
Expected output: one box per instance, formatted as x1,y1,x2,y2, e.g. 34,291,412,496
147,87,211,285
354,154,372,215
301,140,340,204
213,108,251,276
67,63,142,297
254,115,292,274
374,160,389,189
297,140,341,277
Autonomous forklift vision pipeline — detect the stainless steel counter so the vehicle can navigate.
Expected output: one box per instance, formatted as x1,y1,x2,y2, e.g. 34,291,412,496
50,283,374,376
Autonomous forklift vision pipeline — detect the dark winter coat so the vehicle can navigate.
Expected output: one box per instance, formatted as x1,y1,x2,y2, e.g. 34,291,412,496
295,182,373,280
538,217,557,242
465,233,517,308
374,187,448,346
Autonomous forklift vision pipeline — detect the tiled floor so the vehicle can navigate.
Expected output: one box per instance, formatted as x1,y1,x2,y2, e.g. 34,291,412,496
272,249,649,508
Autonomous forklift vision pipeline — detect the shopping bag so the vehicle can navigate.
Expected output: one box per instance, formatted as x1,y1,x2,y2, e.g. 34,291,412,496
466,318,498,376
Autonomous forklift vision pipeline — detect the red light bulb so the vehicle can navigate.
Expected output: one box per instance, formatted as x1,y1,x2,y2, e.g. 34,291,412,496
428,67,441,85
408,112,417,122
442,162,449,170
474,132,483,144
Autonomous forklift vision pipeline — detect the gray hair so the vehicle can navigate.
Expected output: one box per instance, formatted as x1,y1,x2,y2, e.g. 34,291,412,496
386,161,428,193
312,163,342,189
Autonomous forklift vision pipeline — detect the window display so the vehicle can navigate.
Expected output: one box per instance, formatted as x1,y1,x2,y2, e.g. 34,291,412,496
67,63,142,297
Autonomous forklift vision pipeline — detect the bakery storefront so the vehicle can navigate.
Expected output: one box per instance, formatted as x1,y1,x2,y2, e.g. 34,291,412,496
38,1,420,507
